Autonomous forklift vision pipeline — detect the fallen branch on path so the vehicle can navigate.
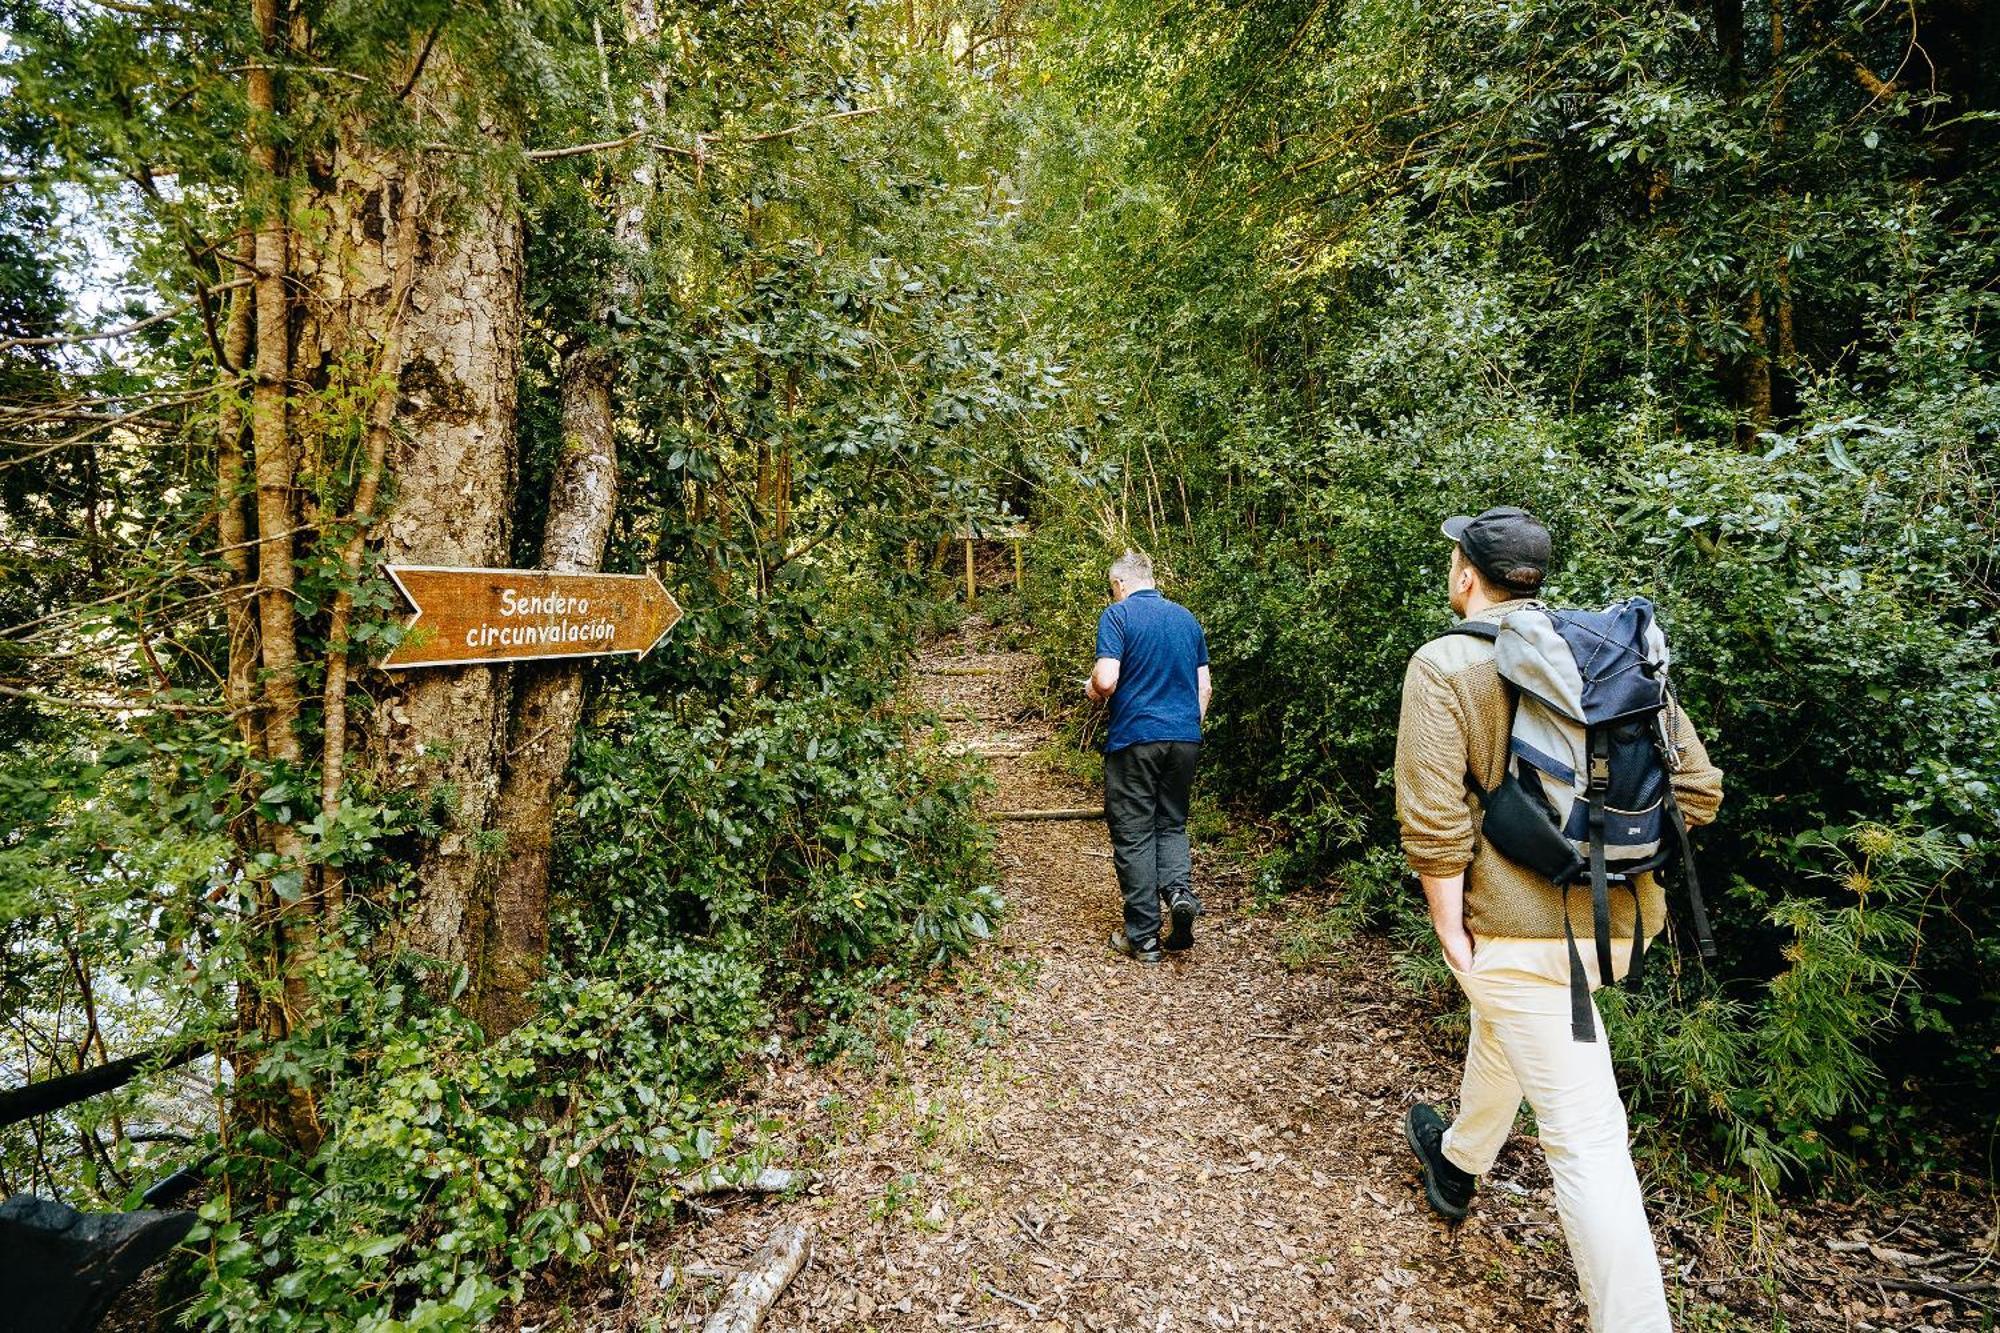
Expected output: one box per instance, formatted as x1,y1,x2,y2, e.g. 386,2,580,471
1870,1275,1997,1303
680,1166,801,1197
997,807,1103,821
980,1283,1041,1318
701,1224,810,1333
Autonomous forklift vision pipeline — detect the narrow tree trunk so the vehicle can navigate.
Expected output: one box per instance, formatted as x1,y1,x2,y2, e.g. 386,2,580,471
1712,0,1743,95
242,0,319,1150
216,233,259,756
479,347,619,1032
473,0,663,1029
1738,287,1772,446
1769,0,1795,421
246,0,303,782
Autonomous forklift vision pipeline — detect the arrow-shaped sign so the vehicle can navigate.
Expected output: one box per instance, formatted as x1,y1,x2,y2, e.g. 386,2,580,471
381,565,681,670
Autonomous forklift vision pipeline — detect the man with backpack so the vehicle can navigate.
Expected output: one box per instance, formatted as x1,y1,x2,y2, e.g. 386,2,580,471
1086,549,1212,963
1394,506,1723,1333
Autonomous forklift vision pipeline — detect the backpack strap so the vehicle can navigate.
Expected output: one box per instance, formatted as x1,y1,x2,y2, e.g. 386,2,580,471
1657,685,1717,960
1572,729,1621,1041
1560,887,1595,1042
1659,779,1717,959
1436,621,1500,643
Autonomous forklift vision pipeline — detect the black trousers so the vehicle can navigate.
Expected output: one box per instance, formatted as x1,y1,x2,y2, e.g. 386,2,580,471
1103,740,1201,944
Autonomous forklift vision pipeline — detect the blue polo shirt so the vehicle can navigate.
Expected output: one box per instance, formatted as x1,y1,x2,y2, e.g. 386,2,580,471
1095,588,1209,753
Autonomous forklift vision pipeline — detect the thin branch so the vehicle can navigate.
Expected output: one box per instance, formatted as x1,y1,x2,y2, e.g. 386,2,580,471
0,683,228,715
79,0,187,19
525,131,644,161
492,106,884,165
0,281,249,355
735,105,882,144
395,20,445,101
220,63,371,83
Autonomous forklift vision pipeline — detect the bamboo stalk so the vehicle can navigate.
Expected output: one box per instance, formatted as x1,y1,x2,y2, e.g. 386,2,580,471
216,232,260,758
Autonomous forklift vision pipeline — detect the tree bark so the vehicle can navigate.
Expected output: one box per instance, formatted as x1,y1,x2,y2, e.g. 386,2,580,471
216,233,259,757
1769,0,1795,421
241,0,320,1150
373,185,524,972
246,0,303,783
1738,287,1772,447
471,0,666,1030
286,119,524,975
478,346,619,1032
1712,0,1743,95
702,1225,811,1333
316,177,420,922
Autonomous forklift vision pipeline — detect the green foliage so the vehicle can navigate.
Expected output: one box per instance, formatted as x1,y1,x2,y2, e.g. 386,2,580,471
561,690,1000,1028
1017,0,2000,1185
9,0,1998,1327
188,945,766,1332
0,680,995,1330
2,2,1032,1328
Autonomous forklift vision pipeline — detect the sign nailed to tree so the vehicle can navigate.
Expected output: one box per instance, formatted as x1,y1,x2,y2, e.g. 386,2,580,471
381,566,682,670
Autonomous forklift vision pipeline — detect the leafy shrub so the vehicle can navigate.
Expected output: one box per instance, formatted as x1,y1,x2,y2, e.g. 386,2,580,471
560,690,1000,1019
1018,0,2000,1185
1,683,996,1331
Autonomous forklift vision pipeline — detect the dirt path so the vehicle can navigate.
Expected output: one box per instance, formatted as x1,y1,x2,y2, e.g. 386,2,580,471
645,622,1989,1333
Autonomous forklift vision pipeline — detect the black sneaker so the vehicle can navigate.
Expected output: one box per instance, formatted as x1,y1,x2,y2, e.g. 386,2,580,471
1109,929,1162,964
1402,1103,1476,1221
1163,895,1199,952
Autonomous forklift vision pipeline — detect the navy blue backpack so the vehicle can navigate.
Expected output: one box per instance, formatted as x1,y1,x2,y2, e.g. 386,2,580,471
1441,598,1714,1041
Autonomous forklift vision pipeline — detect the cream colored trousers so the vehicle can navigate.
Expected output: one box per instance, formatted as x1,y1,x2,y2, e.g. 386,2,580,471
1443,935,1671,1333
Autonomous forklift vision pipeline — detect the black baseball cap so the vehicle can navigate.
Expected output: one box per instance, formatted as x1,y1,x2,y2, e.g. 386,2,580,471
1441,506,1551,593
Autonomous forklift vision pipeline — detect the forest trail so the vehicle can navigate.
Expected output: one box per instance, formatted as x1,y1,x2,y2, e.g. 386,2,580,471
645,620,1981,1333
652,618,1586,1332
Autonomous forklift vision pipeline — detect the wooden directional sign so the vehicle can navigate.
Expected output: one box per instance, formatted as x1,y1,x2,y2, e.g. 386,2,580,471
381,565,681,670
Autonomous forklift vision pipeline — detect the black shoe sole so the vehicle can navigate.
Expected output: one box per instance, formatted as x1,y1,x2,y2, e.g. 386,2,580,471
1403,1106,1471,1222
1163,899,1197,952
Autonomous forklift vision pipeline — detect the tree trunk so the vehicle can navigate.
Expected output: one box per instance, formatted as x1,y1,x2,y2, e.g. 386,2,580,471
216,234,259,758
1768,0,1795,422
1738,287,1772,447
470,0,666,1030
246,0,303,785
374,188,524,972
1712,0,1743,95
285,122,524,975
479,346,619,1032
239,0,321,1149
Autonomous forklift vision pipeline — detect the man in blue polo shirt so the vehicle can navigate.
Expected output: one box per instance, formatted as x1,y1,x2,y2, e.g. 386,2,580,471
1085,549,1212,962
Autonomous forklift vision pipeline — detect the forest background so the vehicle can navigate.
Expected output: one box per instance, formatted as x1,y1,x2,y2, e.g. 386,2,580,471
0,0,1994,1328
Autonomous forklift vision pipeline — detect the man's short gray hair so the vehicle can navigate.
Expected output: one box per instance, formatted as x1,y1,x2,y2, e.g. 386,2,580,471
1109,549,1154,585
